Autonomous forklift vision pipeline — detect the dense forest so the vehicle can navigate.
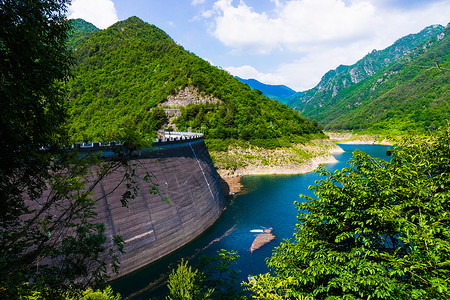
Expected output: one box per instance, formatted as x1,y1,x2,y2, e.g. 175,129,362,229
290,23,449,135
67,17,323,144
67,18,99,49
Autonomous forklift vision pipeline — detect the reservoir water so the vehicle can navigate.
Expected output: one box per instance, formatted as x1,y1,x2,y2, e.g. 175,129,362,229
112,144,392,299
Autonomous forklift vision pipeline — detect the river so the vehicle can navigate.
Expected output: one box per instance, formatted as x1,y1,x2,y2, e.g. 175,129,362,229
111,144,392,299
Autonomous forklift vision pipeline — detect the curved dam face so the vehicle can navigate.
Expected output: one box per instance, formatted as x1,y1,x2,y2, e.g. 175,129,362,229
92,139,225,278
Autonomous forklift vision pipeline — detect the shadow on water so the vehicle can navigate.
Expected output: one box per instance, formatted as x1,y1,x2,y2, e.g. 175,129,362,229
111,144,392,299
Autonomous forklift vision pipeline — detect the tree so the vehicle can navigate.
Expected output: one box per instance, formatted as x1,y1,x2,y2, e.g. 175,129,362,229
248,127,450,299
151,106,168,129
166,250,244,300
167,259,212,300
244,274,309,300
0,1,151,298
22,285,122,300
0,0,72,228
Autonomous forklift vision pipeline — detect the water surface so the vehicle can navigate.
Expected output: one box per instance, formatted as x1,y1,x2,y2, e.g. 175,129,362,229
112,144,392,299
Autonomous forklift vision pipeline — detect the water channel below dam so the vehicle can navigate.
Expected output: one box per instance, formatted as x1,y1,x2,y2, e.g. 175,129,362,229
112,144,392,299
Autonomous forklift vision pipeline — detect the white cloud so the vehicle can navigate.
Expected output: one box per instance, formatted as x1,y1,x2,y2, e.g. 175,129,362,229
208,0,377,53
276,43,379,91
270,0,282,8
68,0,119,29
204,0,450,90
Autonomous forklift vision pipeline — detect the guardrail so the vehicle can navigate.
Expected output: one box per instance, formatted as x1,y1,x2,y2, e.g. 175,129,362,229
68,132,204,153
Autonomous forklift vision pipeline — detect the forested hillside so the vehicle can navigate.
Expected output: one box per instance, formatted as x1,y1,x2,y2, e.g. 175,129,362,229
301,23,449,134
289,24,448,134
67,17,322,143
67,18,99,50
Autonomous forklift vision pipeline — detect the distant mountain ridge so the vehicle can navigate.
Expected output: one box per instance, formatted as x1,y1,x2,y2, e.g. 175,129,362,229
289,24,444,113
290,23,449,134
236,77,297,105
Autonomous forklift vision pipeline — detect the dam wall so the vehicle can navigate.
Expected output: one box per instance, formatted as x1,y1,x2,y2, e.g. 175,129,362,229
90,138,225,278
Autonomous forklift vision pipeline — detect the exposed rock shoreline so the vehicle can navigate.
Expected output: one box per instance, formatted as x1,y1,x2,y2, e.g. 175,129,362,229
338,139,392,145
216,140,344,195
219,175,243,196
325,131,392,145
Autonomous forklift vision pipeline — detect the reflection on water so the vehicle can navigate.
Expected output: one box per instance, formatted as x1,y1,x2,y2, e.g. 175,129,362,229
112,144,392,299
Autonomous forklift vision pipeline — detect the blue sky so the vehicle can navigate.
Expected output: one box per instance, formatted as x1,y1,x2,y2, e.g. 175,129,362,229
68,0,450,91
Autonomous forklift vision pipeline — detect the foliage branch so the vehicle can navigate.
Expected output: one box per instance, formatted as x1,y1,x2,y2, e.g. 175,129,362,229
247,127,450,299
0,1,160,298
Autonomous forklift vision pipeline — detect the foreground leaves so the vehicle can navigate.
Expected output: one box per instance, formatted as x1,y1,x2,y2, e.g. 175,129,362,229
167,250,245,300
256,127,450,299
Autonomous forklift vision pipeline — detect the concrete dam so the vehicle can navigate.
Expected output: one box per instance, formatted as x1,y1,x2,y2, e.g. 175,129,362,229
90,137,225,278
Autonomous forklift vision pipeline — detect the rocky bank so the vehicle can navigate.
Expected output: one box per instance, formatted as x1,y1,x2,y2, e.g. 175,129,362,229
213,140,344,195
326,131,392,145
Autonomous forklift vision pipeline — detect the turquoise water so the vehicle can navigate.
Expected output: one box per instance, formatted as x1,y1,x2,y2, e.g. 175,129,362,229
111,144,392,299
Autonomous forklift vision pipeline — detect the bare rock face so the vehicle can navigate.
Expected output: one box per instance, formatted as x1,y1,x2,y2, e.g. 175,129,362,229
162,85,221,107
250,228,275,253
158,86,221,130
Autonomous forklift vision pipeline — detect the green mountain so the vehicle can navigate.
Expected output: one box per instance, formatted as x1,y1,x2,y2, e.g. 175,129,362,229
236,77,297,105
67,19,99,50
291,23,449,134
289,25,444,112
67,17,322,143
